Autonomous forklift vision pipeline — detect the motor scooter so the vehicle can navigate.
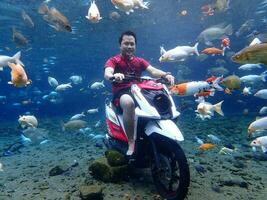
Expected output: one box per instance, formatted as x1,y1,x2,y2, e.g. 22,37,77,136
105,76,190,200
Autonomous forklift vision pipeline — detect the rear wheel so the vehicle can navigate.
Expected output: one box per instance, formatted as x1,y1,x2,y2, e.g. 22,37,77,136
151,137,190,200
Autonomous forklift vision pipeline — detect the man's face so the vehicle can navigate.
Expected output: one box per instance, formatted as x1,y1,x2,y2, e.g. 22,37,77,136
120,35,136,58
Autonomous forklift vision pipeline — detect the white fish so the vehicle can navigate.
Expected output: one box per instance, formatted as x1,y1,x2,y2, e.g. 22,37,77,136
94,120,101,128
70,113,86,121
55,83,72,92
18,115,38,128
195,100,224,120
254,89,267,99
207,134,221,143
85,0,102,23
238,63,262,71
250,136,267,153
259,106,267,115
0,51,24,71
195,136,204,145
159,43,199,62
111,0,149,15
90,80,105,89
242,87,252,95
248,116,267,135
69,75,82,85
87,108,99,114
240,71,267,83
198,24,233,46
0,162,3,172
48,76,59,88
219,147,234,155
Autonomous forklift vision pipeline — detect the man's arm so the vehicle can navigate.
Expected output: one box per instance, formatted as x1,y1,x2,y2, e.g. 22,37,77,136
104,66,125,81
146,65,169,78
146,65,175,85
104,67,114,81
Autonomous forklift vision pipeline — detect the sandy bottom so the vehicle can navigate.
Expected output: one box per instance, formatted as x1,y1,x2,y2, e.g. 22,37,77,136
0,114,266,200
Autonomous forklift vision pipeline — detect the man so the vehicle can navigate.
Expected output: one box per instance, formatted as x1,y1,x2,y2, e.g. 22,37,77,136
104,31,174,155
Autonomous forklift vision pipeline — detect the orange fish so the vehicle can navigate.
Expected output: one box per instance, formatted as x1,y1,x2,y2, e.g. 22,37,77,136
221,37,230,49
201,47,224,56
199,143,215,151
194,90,215,97
7,62,31,87
201,4,215,16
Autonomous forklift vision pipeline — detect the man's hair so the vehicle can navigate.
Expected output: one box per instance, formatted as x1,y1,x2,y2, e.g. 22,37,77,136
119,31,137,45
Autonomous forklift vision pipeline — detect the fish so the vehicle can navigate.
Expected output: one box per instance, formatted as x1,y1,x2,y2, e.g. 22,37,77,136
85,0,102,23
109,11,121,21
195,136,204,145
87,108,99,114
213,0,230,12
221,37,230,50
220,75,241,91
55,83,72,92
7,62,31,87
198,24,232,46
240,71,267,84
254,89,267,99
48,76,59,88
201,47,224,56
231,38,267,65
195,99,224,120
259,106,267,115
90,80,105,89
159,43,199,62
69,75,82,85
12,28,28,47
111,0,149,15
242,87,252,95
218,147,234,155
250,136,267,153
199,143,216,150
39,4,72,32
170,81,213,96
238,63,263,71
0,51,24,71
248,116,267,136
207,134,221,143
0,162,3,171
21,10,34,28
62,120,88,132
70,112,86,121
18,115,38,128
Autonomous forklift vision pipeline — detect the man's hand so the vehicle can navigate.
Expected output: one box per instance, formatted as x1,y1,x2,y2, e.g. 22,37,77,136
165,74,175,85
113,73,125,82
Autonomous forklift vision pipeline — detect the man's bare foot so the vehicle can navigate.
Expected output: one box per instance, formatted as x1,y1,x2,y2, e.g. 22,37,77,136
126,141,135,156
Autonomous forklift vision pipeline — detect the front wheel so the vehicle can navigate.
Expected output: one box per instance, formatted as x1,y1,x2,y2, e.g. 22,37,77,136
151,136,190,200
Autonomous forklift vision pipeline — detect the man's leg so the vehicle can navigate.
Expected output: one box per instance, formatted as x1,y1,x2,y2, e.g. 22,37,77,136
120,94,135,155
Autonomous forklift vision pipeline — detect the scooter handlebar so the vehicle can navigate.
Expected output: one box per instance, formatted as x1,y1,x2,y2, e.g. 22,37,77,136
109,75,170,85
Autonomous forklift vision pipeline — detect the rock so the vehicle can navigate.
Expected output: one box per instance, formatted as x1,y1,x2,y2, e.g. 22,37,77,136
220,177,248,188
89,157,129,183
105,150,127,167
49,166,65,176
79,185,103,200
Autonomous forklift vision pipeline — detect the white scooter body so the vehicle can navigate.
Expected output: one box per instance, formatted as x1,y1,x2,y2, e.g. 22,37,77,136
105,78,184,143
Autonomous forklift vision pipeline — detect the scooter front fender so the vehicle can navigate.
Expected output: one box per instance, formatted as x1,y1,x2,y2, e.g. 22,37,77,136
144,120,184,142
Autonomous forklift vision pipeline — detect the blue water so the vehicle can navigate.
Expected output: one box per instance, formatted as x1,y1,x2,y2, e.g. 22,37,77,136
0,0,266,120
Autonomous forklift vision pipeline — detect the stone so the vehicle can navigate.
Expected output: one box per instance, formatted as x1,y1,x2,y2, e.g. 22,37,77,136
105,150,127,167
79,185,103,200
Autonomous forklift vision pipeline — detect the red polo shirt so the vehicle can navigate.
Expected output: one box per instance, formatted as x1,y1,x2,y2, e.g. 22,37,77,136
105,54,150,94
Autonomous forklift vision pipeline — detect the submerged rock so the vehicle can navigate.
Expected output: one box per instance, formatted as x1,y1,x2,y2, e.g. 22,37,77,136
79,185,103,200
89,156,128,183
105,150,127,167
